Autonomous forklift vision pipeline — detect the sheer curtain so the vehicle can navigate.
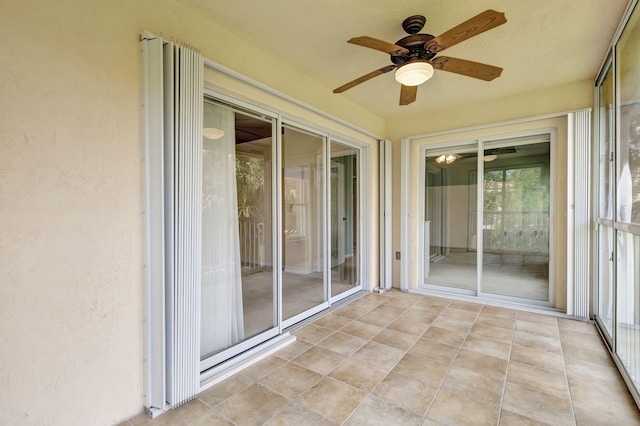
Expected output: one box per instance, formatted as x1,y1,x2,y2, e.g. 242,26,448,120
201,102,244,358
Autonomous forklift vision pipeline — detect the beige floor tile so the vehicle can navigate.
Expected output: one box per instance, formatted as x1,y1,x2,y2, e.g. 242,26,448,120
417,296,451,309
129,400,210,426
189,411,234,426
352,340,406,367
266,403,336,426
476,313,516,330
442,364,504,406
510,343,564,372
573,400,640,426
557,318,596,335
381,296,419,310
340,319,384,340
561,340,613,366
348,295,385,311
480,305,518,320
569,376,638,413
431,316,474,333
273,340,312,361
516,311,557,326
313,312,353,330
453,349,508,381
297,377,367,424
345,395,424,426
293,323,333,345
439,306,479,322
409,338,459,365
198,373,254,406
427,388,500,425
329,358,388,391
318,331,367,356
502,382,574,426
513,330,562,353
422,325,468,347
506,362,570,400
334,304,373,320
386,289,421,300
292,345,346,375
357,310,398,327
215,383,290,426
373,371,436,415
259,362,322,400
565,357,626,388
499,410,549,425
469,322,514,344
240,356,288,381
449,300,483,312
369,304,407,318
559,329,606,351
373,327,419,350
515,319,558,338
387,317,431,335
400,307,441,323
462,334,511,360
392,352,450,387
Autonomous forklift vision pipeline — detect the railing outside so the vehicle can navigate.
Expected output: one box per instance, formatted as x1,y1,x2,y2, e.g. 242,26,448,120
238,219,266,274
483,211,549,254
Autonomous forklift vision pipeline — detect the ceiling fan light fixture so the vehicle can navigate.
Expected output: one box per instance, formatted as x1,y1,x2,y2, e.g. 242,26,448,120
435,154,458,164
395,61,434,86
484,154,498,162
203,127,225,140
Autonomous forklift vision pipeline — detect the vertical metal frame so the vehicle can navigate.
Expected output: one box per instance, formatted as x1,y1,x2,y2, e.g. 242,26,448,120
141,32,167,417
379,139,392,291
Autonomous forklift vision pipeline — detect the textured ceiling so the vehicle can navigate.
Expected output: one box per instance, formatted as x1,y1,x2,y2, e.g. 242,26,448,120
180,0,630,119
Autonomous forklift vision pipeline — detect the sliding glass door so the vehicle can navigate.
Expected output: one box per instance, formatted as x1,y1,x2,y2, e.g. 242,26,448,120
613,7,640,393
330,141,360,300
423,145,478,293
201,99,278,370
481,141,551,301
422,136,552,304
281,125,328,323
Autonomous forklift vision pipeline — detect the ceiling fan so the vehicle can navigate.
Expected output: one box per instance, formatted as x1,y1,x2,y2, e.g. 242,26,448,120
333,10,507,106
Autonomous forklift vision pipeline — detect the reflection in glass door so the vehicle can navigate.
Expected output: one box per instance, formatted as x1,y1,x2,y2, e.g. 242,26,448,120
481,141,551,301
282,125,327,323
201,99,277,370
423,146,478,292
330,142,360,299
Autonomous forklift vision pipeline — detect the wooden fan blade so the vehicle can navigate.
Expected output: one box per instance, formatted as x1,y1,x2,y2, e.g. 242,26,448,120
425,10,506,53
333,65,397,93
431,56,503,81
399,85,417,105
348,36,409,56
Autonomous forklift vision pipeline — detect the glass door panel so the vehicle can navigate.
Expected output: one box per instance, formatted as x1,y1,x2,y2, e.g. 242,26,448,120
282,125,327,321
423,147,478,292
596,63,614,340
615,7,640,392
599,224,615,336
616,231,640,389
330,142,360,299
201,99,277,368
481,141,550,301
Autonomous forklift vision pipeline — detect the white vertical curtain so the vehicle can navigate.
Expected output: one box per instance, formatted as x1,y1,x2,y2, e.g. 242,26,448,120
201,102,245,358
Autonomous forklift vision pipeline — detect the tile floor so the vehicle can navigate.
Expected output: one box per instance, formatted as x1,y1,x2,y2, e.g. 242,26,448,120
124,290,640,426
